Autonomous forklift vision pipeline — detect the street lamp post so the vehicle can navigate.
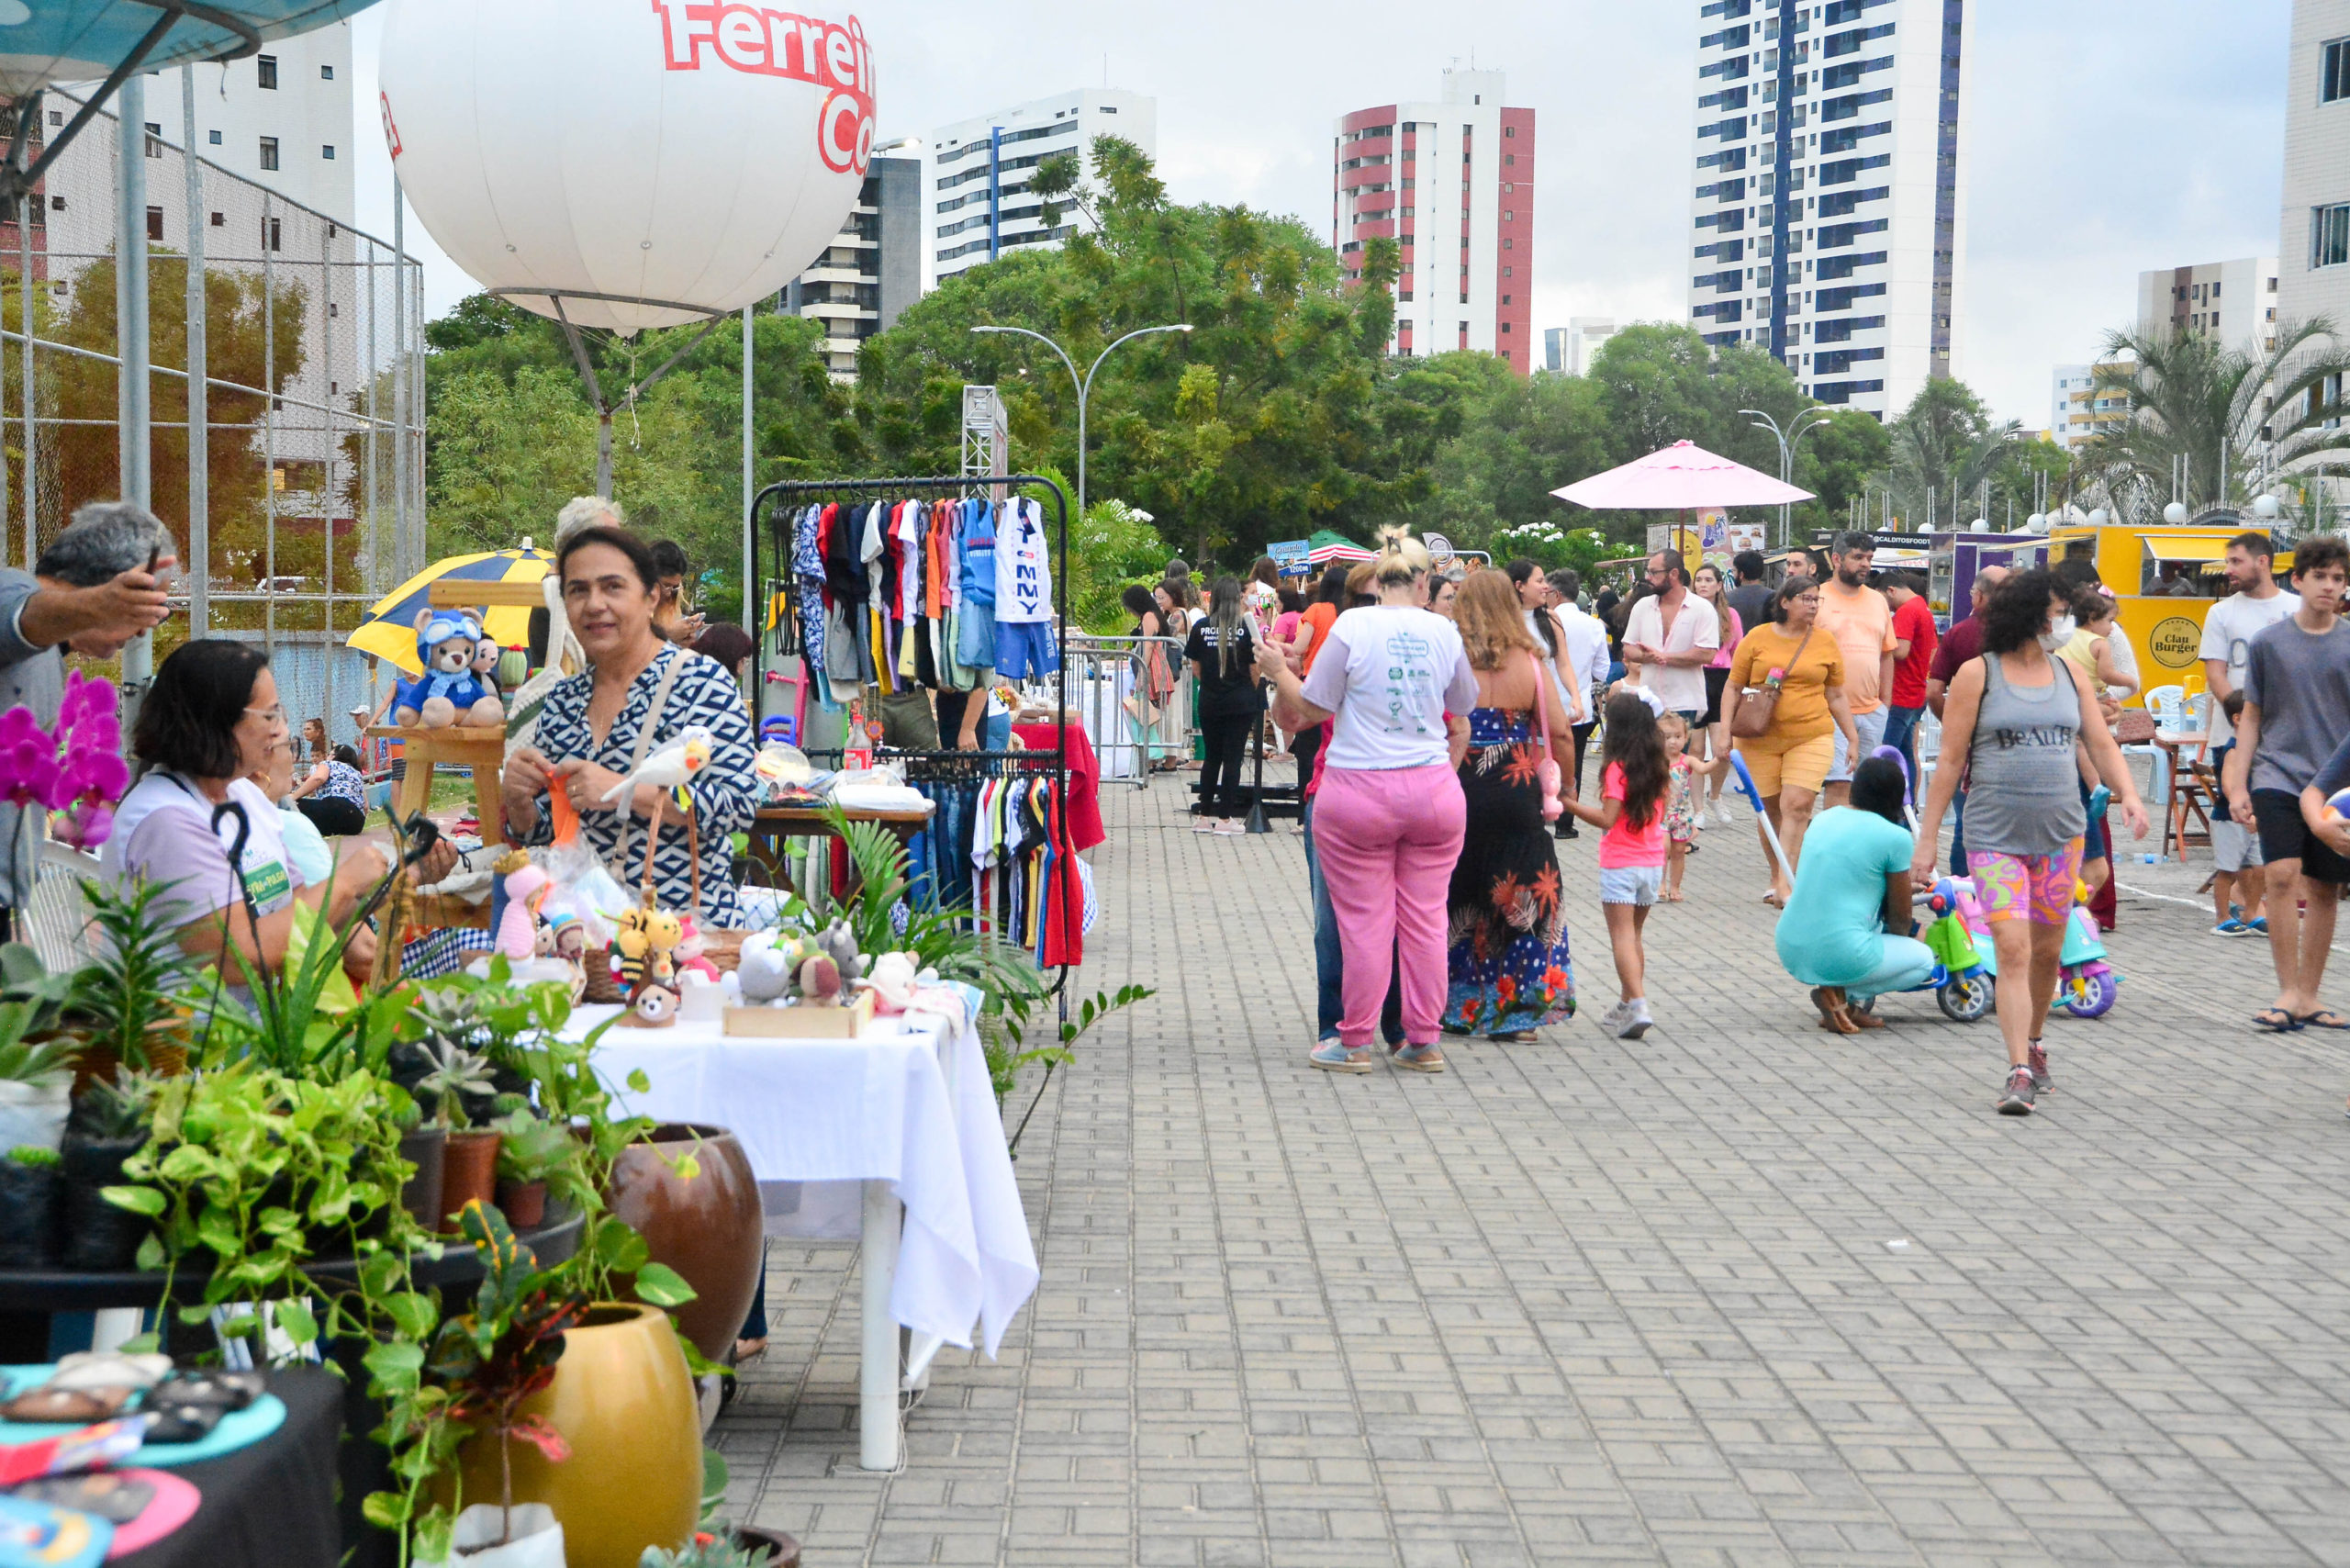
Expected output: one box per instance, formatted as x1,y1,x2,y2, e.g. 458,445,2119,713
968,322,1193,524
1742,407,1833,552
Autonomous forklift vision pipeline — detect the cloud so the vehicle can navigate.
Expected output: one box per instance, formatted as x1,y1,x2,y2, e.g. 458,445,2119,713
345,0,2291,428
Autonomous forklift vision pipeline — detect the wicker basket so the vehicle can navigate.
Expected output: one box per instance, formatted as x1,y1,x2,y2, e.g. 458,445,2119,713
587,926,746,1005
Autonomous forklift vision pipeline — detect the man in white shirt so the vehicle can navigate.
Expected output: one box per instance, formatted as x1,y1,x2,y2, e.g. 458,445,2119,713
1621,553,1719,724
2201,531,2300,718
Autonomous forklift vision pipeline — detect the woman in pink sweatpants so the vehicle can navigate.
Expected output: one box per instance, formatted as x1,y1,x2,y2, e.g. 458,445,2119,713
1259,532,1479,1073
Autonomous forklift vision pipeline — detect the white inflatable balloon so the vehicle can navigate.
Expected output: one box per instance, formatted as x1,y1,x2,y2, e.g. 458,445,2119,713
379,0,874,334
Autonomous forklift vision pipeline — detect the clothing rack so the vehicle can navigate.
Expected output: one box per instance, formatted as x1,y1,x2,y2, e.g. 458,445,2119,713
749,475,1076,1000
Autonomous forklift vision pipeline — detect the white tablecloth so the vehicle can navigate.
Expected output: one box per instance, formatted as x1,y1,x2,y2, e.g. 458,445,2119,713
569,1003,1037,1358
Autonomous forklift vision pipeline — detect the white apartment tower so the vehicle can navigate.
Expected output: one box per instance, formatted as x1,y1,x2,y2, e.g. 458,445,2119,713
2135,258,2280,353
1333,71,1536,375
1686,0,1970,420
918,89,1157,295
2280,4,2350,342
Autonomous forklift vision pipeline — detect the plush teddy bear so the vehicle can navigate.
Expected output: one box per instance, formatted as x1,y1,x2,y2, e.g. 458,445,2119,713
472,633,503,705
394,610,505,728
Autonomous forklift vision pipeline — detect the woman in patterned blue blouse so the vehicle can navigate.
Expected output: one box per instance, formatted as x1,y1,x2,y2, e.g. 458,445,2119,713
501,527,759,925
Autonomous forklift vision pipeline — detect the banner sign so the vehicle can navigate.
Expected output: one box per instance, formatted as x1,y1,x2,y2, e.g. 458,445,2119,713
1268,540,1312,575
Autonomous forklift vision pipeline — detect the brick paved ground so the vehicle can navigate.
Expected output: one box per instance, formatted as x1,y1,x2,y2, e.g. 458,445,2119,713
718,772,2350,1567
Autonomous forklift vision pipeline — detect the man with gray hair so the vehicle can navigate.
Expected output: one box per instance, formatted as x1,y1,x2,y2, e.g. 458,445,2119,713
553,494,622,545
0,499,178,913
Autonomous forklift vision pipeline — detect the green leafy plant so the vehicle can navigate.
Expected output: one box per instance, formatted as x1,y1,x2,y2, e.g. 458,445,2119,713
491,1111,575,1187
417,1040,496,1131
67,879,199,1071
0,996,77,1090
366,1201,590,1561
6,1144,60,1169
994,985,1155,1158
66,1069,164,1141
813,803,1057,1008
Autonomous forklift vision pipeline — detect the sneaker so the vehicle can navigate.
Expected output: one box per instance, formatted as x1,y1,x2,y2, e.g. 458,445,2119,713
1214,818,1245,835
2250,916,2270,934
1392,1043,1447,1072
1191,816,1214,834
1997,1065,2036,1115
2027,1041,2053,1092
1615,1000,1653,1040
1308,1041,1371,1073
2212,919,2253,938
1595,1000,1628,1036
1714,799,1740,827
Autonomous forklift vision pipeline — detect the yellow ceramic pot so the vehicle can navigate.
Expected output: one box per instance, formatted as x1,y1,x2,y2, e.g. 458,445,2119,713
455,1303,699,1568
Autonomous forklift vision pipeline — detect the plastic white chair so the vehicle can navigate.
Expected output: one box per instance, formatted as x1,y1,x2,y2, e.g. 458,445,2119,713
22,840,101,970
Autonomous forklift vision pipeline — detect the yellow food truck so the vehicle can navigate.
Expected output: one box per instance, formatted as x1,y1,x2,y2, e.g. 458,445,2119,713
2045,522,2296,705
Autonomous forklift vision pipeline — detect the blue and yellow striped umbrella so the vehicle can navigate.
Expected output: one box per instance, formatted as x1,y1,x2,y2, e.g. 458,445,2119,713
346,547,553,675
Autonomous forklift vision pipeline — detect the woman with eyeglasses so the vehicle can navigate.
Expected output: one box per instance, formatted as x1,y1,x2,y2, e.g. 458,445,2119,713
99,639,445,982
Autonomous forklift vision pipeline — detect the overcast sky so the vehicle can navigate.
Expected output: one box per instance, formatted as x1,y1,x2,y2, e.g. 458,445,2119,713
345,0,2292,430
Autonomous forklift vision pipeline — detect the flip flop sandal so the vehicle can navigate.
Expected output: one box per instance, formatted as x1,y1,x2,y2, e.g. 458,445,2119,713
0,1387,129,1423
2294,1010,2349,1030
2254,1007,2305,1032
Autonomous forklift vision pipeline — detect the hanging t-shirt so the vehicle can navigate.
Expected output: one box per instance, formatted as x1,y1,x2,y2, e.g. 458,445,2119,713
1183,619,1265,720
994,499,1052,623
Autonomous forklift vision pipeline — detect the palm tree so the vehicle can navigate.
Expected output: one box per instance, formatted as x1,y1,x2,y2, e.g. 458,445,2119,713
1879,377,2020,528
2077,317,2350,527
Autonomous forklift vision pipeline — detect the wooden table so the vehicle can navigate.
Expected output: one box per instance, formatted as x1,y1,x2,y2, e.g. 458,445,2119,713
364,723,508,846
2152,730,2211,861
743,802,932,892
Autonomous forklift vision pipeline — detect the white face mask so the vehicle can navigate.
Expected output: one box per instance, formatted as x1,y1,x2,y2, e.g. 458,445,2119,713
2039,614,2076,651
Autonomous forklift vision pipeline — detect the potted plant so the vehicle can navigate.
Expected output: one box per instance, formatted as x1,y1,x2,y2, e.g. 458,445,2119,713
65,879,197,1082
491,1112,572,1231
419,1041,500,1232
0,976,76,1158
412,1204,587,1568
58,1070,161,1271
396,1095,449,1237
0,1145,62,1266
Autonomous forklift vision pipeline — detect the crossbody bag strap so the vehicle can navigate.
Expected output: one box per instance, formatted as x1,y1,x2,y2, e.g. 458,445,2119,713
1530,649,1553,755
614,649,696,881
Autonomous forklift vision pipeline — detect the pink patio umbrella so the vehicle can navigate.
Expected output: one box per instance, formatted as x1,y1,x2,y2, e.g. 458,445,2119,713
1552,440,1815,562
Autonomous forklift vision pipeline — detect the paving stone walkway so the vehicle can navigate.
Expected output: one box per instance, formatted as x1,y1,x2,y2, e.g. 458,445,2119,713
717,773,2350,1567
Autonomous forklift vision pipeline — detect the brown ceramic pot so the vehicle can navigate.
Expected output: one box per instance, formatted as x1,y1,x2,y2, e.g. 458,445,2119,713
438,1129,502,1232
610,1124,762,1363
496,1177,548,1229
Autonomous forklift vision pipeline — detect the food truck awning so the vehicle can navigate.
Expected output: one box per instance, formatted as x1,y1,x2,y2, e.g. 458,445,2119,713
2137,530,2251,562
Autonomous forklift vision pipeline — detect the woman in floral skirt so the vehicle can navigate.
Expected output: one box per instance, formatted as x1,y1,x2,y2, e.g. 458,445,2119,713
1441,571,1579,1040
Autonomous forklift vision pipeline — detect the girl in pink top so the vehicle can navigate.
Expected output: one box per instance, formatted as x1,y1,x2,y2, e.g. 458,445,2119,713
1564,691,1672,1038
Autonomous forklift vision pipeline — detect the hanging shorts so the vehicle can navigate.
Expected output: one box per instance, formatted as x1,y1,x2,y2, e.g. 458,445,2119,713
1968,841,2085,925
996,620,1060,681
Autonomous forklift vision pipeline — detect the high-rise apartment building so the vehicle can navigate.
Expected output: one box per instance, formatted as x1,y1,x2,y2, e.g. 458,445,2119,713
1333,70,1534,375
784,154,919,381
917,89,1156,295
1543,317,1619,375
2048,363,2132,452
1685,0,1969,419
2136,258,2279,352
2280,4,2350,342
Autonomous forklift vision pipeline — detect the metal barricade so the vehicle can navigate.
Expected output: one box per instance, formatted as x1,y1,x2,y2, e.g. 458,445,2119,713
1063,634,1192,788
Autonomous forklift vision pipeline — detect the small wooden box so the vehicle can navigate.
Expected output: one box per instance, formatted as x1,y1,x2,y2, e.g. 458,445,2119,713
723,991,875,1039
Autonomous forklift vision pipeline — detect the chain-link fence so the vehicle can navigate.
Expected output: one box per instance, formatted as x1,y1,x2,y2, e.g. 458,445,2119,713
1,85,424,742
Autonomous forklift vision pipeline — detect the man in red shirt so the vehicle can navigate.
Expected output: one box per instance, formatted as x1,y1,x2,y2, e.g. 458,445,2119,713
1881,570,1939,790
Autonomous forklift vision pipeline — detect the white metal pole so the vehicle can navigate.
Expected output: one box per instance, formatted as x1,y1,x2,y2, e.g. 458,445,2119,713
18,118,33,572
263,193,275,649
183,65,207,634
741,304,754,633
857,1179,901,1471
392,179,409,579
117,76,153,717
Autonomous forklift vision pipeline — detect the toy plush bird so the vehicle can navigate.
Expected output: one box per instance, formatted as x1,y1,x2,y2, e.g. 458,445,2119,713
601,726,716,804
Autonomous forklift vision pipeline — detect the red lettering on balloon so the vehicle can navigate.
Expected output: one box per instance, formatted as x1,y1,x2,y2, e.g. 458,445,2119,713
650,0,872,174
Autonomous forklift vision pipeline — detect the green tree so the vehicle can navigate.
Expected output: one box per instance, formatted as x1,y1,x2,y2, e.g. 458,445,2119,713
854,136,1434,561
1880,377,2020,531
2080,319,2350,527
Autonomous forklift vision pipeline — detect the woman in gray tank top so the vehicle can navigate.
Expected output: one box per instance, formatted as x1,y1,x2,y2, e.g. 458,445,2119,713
1913,569,2150,1116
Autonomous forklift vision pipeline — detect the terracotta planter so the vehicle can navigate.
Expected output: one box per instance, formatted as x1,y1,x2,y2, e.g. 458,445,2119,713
610,1125,762,1363
453,1304,699,1568
438,1130,502,1233
495,1178,547,1230
397,1127,446,1233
